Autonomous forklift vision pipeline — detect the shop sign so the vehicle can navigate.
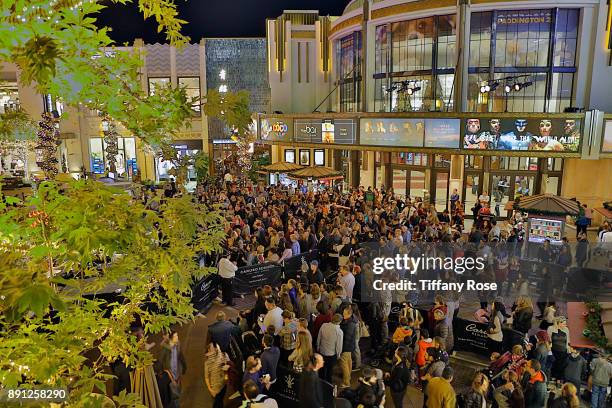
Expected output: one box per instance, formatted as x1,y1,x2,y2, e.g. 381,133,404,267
260,118,293,142
496,9,552,26
294,119,356,144
462,117,581,152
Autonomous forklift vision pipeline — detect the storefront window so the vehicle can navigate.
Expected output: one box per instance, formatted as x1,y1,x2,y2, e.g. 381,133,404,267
178,77,201,113
434,154,451,168
89,137,137,178
148,77,170,96
467,9,579,113
545,175,560,194
337,32,362,112
374,15,456,112
284,149,296,163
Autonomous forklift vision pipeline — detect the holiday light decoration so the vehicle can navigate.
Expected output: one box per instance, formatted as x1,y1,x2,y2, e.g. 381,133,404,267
102,114,119,174
36,112,59,179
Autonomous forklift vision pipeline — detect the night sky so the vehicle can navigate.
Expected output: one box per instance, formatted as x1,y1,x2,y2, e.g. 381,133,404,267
96,0,350,44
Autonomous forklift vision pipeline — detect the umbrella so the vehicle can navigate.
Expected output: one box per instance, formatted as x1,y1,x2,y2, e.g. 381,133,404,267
289,166,343,179
260,161,304,173
514,194,580,216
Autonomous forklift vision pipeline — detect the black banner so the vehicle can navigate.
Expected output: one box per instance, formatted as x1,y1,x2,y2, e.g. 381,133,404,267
270,365,335,407
233,262,283,295
283,250,319,280
453,318,490,354
191,274,219,313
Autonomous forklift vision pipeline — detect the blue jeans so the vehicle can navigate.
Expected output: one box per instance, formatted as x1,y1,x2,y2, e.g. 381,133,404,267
592,385,608,408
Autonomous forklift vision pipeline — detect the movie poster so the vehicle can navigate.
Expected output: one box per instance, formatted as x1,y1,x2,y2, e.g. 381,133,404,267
260,118,293,142
424,119,461,148
463,117,581,152
360,118,425,147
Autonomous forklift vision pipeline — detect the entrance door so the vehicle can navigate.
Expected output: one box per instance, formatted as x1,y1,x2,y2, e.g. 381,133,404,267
432,171,450,212
463,172,482,216
408,170,426,199
491,174,512,217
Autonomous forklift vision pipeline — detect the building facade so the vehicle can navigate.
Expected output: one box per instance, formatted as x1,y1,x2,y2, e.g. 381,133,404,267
0,38,270,184
264,3,612,220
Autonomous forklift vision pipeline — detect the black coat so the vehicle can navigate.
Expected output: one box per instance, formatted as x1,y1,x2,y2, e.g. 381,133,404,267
512,307,533,334
388,362,412,393
299,370,324,408
340,316,357,353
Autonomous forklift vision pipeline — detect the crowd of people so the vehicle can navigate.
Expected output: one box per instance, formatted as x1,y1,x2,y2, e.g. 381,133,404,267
153,178,612,408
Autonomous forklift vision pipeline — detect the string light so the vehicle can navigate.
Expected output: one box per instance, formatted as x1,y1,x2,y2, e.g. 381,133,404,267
36,112,59,179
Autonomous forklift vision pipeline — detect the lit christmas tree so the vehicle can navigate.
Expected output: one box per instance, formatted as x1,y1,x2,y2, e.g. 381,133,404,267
102,114,119,175
36,112,59,179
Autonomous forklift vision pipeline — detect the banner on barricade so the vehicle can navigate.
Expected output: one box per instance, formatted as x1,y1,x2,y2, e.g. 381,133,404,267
270,365,335,407
233,262,283,295
283,250,319,280
191,274,219,313
453,318,490,354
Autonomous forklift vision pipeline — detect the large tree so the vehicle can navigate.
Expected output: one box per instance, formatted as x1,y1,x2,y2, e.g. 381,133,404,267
0,1,230,406
0,179,226,406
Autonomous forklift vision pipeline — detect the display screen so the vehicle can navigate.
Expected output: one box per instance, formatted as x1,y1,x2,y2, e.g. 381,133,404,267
602,120,612,153
528,217,563,243
424,119,461,148
260,118,293,142
463,117,581,152
294,119,355,144
360,118,424,147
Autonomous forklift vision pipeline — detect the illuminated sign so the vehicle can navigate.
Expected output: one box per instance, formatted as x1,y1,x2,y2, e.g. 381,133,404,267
424,119,461,148
463,117,581,152
261,118,292,142
294,119,355,144
360,118,424,147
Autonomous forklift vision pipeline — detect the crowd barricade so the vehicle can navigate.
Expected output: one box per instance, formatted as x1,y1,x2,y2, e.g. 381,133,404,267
269,364,335,407
233,262,284,295
191,273,219,313
282,250,319,280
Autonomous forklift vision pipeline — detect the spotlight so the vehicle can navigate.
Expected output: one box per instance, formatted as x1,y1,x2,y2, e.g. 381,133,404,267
406,87,414,95
513,83,522,91
504,84,512,93
484,84,491,92
480,85,486,94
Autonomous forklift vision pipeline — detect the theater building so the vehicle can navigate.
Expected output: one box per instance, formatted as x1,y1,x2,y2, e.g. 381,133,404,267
264,3,612,220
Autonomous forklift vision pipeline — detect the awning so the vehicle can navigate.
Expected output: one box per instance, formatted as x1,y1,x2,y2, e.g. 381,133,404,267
594,207,612,220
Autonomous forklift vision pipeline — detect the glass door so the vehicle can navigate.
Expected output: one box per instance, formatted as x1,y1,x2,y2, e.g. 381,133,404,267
432,171,450,212
463,172,481,216
392,168,408,198
408,170,426,199
491,174,512,217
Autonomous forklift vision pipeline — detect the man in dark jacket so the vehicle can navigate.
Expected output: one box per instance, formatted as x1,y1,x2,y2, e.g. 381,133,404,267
339,306,357,388
522,359,547,408
299,354,325,408
306,261,324,285
260,334,280,383
206,311,240,353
